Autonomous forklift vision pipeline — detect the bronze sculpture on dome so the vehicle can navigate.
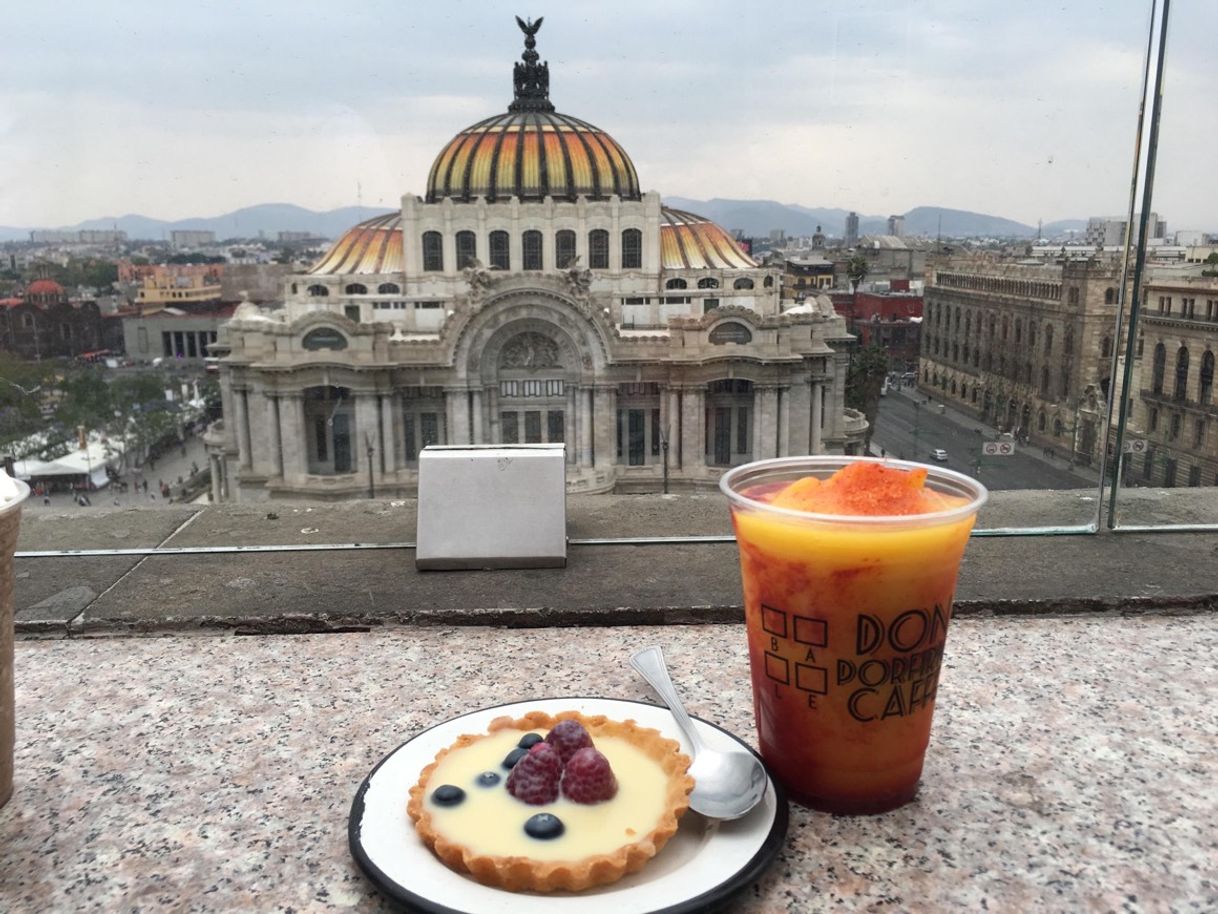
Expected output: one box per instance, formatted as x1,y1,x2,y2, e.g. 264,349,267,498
509,15,554,113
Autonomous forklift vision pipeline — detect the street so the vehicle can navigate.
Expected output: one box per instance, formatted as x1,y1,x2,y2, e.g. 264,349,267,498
871,387,1102,490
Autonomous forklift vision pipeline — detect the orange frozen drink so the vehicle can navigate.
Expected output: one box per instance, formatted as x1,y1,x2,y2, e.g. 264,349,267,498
720,457,986,814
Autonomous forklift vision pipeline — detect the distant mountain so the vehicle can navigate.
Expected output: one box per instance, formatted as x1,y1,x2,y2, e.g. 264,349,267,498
5,204,397,243
900,206,1034,238
76,203,397,241
662,197,1038,239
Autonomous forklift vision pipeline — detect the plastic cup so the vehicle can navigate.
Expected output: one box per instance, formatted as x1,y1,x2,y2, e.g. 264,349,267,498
720,457,986,814
0,476,29,808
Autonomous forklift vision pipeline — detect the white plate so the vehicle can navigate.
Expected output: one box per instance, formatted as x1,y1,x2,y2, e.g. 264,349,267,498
349,697,788,914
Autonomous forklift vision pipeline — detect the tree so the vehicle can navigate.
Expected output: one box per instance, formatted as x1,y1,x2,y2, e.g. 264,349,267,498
0,355,54,448
847,255,869,291
845,344,889,449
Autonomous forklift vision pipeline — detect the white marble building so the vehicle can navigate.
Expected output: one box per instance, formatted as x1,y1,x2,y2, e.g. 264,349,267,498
206,20,864,501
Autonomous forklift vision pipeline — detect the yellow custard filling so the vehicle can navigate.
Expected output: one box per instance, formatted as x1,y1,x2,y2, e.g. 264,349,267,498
422,728,671,861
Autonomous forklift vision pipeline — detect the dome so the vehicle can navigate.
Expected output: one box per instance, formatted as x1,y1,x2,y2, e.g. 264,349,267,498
309,213,403,275
660,208,757,270
426,17,639,203
426,111,640,203
27,278,65,296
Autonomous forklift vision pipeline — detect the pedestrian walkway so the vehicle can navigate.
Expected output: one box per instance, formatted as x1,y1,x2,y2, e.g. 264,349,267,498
26,433,210,513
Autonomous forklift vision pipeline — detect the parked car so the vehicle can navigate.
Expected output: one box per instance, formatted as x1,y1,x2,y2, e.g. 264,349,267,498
930,448,949,462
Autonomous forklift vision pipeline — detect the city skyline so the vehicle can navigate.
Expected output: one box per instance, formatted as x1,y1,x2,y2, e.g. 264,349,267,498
3,1,1215,230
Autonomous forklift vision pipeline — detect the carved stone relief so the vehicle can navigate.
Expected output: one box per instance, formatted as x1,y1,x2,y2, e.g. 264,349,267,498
499,331,562,369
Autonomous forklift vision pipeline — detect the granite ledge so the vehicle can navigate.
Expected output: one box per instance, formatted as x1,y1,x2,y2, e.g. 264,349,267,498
1,616,1214,913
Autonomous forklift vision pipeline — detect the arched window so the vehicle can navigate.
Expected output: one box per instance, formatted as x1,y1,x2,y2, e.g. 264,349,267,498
621,228,642,269
1105,288,1116,305
306,284,329,297
665,278,688,290
456,231,477,269
1064,326,1074,357
763,275,774,288
1038,411,1046,432
522,230,543,270
1101,336,1112,359
422,232,443,272
698,277,720,290
1040,366,1050,397
344,283,367,295
1152,343,1166,394
489,231,510,270
1014,318,1022,344
588,229,609,269
733,277,754,290
291,283,298,294
964,312,972,337
1175,347,1190,401
1054,418,1063,437
1001,316,1009,340
377,282,400,294
1044,323,1054,354
1200,351,1214,405
555,230,576,268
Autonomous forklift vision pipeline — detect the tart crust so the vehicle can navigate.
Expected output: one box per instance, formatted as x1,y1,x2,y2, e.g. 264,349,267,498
406,710,695,892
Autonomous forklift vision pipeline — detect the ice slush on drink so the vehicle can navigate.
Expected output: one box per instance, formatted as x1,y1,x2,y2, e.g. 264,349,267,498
721,457,986,814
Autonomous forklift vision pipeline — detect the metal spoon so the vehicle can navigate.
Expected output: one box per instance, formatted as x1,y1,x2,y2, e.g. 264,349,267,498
630,646,767,820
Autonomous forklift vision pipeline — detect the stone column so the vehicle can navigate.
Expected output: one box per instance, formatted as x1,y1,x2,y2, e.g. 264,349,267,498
778,386,791,456
756,387,778,460
579,386,593,466
751,390,765,461
565,385,578,464
445,388,470,446
266,393,283,478
209,454,222,501
380,394,397,475
667,389,682,467
810,381,824,454
681,386,705,470
593,386,617,468
280,393,307,482
233,388,252,469
470,389,484,445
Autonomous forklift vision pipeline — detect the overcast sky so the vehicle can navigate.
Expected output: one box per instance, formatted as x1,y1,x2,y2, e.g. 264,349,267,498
2,0,1213,230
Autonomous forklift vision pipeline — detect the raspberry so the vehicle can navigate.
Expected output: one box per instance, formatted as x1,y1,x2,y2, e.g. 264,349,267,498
506,742,561,805
561,747,618,804
544,719,593,764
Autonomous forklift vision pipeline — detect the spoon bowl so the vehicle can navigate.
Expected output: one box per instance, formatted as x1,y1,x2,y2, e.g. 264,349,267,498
630,646,767,820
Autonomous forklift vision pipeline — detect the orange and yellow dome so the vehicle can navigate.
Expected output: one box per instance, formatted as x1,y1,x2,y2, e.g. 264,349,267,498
309,213,402,275
426,111,640,204
660,208,757,270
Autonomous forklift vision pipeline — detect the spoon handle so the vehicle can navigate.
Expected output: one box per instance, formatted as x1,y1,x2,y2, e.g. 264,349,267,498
630,646,706,754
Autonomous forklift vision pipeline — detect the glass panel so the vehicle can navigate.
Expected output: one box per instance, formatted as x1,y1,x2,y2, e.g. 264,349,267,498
456,231,477,269
621,229,641,269
489,231,510,270
522,230,542,270
627,409,644,466
403,414,417,462
524,410,542,443
420,412,440,448
555,230,576,268
547,410,564,444
500,412,518,444
588,230,609,269
332,414,351,473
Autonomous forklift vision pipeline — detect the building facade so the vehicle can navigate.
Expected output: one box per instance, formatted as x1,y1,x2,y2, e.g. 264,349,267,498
919,257,1122,465
0,279,102,360
1125,278,1218,487
206,20,864,501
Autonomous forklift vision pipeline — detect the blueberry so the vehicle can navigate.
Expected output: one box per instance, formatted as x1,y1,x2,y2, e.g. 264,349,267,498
476,771,501,787
502,747,527,769
431,784,465,807
517,732,544,749
524,813,564,840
